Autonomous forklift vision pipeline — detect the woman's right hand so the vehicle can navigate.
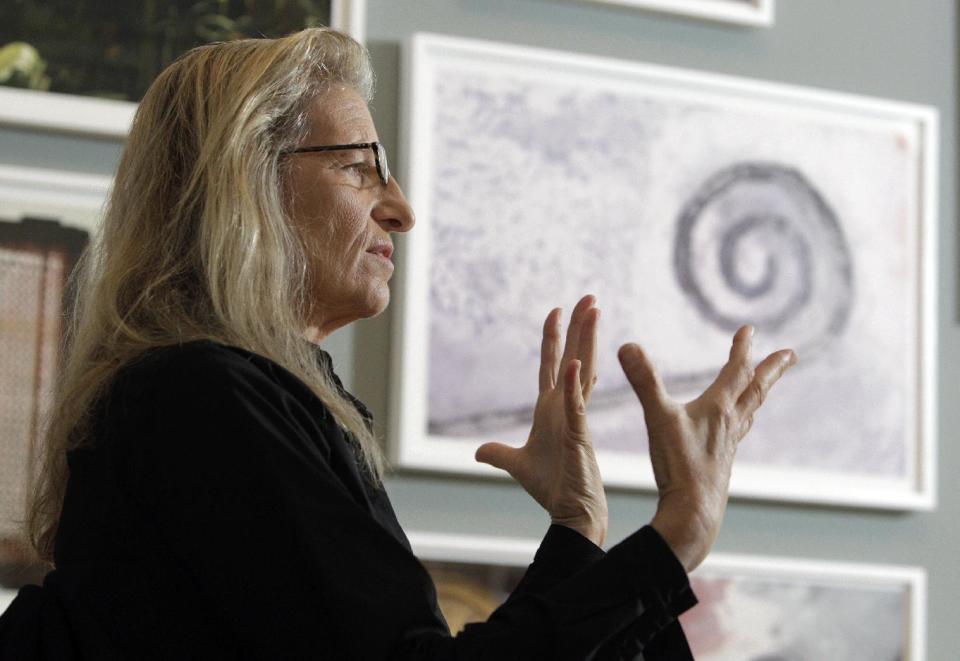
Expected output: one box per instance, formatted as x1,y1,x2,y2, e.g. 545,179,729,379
617,325,797,573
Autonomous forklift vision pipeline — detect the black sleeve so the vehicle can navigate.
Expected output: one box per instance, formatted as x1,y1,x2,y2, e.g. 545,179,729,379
486,524,697,661
115,348,696,660
499,523,606,611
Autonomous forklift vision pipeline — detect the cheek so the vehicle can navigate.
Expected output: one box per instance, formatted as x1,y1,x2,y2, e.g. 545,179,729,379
288,166,326,222
328,197,371,262
303,195,373,285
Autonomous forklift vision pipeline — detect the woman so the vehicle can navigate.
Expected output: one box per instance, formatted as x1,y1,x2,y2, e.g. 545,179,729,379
0,28,796,659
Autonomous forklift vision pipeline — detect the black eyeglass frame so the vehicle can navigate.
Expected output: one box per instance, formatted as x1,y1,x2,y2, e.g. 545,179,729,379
279,141,390,186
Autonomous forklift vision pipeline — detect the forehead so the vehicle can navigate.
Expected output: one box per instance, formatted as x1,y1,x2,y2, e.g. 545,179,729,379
302,85,376,144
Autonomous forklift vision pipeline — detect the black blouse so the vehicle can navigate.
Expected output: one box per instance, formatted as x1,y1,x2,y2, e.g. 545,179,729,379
0,340,697,660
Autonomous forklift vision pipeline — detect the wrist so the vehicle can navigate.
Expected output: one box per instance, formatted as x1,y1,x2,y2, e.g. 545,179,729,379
551,517,607,548
649,511,700,573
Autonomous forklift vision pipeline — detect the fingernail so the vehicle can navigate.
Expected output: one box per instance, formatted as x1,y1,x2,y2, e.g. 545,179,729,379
749,325,755,339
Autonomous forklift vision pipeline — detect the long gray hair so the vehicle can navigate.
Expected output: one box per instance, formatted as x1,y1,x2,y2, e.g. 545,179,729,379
27,28,387,563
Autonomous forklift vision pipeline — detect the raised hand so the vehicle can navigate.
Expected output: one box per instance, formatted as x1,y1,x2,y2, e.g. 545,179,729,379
474,295,608,547
618,326,797,572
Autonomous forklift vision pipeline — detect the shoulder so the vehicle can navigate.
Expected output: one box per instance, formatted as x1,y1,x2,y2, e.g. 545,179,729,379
116,340,302,397
121,339,264,380
108,340,333,432
93,344,356,514
109,341,254,408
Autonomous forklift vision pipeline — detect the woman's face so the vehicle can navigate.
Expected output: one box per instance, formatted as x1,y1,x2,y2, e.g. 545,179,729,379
285,84,415,343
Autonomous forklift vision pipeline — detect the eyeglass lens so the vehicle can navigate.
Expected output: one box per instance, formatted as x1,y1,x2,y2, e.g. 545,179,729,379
375,143,389,185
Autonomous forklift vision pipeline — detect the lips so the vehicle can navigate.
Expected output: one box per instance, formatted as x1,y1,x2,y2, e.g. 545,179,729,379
366,243,394,260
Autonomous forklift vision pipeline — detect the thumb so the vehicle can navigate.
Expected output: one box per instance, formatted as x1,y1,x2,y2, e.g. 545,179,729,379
618,343,670,416
475,442,521,475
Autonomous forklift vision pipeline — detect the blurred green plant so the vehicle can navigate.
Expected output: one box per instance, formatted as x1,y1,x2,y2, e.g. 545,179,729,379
0,41,51,90
0,0,333,101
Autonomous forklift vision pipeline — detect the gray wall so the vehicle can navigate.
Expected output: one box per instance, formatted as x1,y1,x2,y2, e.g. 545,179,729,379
1,0,954,657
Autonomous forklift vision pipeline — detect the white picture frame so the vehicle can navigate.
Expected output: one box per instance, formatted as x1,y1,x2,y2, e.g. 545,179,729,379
579,0,775,27
0,0,367,139
331,0,367,45
390,32,939,511
0,164,111,234
407,529,927,661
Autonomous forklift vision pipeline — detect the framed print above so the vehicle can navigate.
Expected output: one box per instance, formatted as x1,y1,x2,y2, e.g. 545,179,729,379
391,33,939,510
579,0,775,27
0,0,366,138
407,530,926,660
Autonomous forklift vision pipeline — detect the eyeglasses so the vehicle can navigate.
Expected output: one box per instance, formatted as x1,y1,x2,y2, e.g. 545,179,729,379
279,141,390,186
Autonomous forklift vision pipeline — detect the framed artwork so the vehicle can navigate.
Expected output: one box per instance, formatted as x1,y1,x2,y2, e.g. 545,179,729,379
390,33,939,510
578,0,775,27
0,166,102,607
0,165,111,234
678,553,926,660
0,0,366,138
407,530,927,660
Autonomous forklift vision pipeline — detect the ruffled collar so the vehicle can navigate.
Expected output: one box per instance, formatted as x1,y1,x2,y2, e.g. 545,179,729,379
311,344,374,432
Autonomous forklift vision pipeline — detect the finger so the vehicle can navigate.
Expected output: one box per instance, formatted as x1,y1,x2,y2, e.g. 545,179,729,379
702,325,755,406
577,307,600,402
729,324,753,362
475,441,522,476
735,412,755,443
735,349,798,421
618,343,671,418
558,295,596,376
539,308,563,392
563,359,588,437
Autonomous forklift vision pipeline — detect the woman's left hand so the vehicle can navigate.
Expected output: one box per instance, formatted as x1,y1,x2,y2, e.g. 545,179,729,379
475,295,608,547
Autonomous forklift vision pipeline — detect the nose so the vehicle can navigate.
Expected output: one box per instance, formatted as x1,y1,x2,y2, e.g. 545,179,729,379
372,176,416,233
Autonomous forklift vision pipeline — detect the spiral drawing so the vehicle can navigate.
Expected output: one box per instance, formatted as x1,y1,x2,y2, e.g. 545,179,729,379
660,162,855,388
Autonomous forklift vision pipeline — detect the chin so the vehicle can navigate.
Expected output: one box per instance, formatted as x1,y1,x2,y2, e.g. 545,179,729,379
361,288,391,318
